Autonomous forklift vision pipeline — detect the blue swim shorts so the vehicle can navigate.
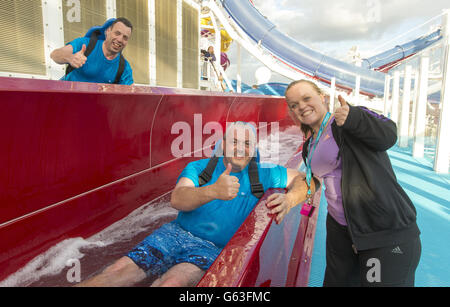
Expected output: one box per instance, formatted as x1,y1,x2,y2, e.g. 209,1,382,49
126,221,222,277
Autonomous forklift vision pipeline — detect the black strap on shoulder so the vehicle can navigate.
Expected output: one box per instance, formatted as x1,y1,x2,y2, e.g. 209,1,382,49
65,30,101,76
248,157,264,199
198,156,219,187
85,29,100,56
113,53,125,84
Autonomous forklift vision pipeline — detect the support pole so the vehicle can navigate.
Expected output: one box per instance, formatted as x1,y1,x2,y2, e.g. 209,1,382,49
42,0,65,80
354,75,360,106
237,44,242,93
383,75,391,117
329,77,336,113
177,0,183,88
409,70,419,140
413,56,430,158
399,65,412,147
106,0,117,19
391,71,401,124
148,0,157,86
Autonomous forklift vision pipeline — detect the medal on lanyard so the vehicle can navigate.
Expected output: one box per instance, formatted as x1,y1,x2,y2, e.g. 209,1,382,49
300,112,331,217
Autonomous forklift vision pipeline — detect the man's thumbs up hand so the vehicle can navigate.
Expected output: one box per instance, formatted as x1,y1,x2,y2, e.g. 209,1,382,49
213,163,240,201
69,44,87,69
223,163,232,176
335,95,350,127
80,44,87,54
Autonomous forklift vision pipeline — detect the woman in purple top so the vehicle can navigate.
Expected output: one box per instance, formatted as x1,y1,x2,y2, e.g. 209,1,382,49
282,80,421,287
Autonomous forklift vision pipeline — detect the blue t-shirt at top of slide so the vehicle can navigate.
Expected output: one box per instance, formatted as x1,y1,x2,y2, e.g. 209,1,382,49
63,37,134,85
175,157,288,248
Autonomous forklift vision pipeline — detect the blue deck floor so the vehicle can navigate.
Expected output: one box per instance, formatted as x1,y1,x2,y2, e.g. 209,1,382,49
308,145,450,287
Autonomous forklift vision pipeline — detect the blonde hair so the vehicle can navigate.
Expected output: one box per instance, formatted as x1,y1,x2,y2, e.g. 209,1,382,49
285,80,325,137
285,79,324,97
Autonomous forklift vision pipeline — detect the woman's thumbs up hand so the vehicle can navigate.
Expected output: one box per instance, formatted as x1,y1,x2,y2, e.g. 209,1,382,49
335,95,350,127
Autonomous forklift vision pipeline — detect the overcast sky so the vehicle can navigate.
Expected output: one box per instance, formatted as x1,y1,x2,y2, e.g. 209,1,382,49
223,0,449,85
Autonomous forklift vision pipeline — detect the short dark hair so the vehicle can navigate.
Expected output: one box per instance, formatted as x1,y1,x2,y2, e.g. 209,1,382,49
110,17,133,31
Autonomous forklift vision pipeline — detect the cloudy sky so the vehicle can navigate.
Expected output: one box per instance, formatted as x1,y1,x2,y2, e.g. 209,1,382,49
223,0,449,85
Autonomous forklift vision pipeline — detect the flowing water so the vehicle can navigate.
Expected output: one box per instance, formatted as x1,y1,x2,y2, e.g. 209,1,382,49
0,126,303,287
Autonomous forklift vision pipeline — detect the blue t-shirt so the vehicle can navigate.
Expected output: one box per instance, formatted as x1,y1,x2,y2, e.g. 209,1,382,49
175,157,288,247
63,37,134,85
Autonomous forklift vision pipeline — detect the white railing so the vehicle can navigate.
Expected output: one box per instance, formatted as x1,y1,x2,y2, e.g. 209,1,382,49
384,10,449,174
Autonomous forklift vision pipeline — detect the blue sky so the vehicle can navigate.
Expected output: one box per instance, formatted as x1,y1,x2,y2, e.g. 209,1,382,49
224,0,449,85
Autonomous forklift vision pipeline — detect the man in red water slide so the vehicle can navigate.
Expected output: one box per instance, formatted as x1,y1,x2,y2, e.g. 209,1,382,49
76,122,318,287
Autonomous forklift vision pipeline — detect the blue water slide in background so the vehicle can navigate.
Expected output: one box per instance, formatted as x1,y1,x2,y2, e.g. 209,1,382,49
362,29,442,70
221,0,443,97
232,81,288,96
221,0,386,96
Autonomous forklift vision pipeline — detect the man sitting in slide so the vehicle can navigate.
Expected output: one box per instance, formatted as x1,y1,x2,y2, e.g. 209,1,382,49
76,122,317,287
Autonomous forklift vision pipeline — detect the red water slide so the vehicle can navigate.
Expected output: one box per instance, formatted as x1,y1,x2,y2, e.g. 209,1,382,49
0,77,320,286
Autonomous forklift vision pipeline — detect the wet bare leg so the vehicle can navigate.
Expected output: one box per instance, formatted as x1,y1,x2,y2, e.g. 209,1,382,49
75,256,146,287
151,263,205,287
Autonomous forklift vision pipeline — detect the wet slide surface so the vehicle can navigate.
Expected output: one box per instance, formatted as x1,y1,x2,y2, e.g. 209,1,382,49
0,77,320,286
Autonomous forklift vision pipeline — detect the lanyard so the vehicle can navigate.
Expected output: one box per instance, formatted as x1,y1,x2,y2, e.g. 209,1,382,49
305,112,331,200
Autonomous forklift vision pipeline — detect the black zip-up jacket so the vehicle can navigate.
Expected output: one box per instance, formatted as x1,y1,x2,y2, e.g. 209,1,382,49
302,105,420,251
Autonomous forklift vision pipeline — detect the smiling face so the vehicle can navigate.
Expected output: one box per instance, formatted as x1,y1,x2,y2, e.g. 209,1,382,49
222,123,257,172
104,22,132,56
285,81,328,131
